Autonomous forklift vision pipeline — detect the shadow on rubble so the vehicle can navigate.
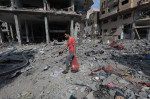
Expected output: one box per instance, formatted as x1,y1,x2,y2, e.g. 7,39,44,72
0,49,38,89
111,53,150,76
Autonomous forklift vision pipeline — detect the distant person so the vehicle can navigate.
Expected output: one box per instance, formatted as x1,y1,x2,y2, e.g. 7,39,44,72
60,33,76,74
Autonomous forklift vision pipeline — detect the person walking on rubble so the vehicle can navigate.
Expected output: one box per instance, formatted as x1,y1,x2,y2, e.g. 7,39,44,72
60,33,76,74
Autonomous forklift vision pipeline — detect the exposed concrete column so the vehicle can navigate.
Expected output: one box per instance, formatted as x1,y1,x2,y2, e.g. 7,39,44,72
14,14,22,46
11,0,14,8
9,24,14,41
70,19,74,37
121,25,124,39
25,21,29,42
44,16,50,44
43,0,46,10
131,23,136,39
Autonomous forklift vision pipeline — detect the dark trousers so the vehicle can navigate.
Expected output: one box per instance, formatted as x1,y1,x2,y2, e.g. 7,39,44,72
66,52,74,70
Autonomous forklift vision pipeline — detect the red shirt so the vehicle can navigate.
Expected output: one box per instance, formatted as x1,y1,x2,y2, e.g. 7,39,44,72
68,37,76,52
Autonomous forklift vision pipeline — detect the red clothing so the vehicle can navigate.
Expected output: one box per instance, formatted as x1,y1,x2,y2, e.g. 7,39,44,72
68,37,76,52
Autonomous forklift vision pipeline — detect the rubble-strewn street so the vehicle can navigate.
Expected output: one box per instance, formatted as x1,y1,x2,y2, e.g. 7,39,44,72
0,0,150,99
0,39,150,99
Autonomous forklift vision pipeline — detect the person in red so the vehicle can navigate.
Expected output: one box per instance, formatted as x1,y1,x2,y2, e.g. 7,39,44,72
60,33,76,74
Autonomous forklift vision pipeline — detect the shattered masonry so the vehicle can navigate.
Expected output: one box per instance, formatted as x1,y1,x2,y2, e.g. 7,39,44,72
0,39,150,98
100,0,150,42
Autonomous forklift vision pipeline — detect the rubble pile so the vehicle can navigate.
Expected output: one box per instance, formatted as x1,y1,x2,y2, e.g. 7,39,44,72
0,39,150,99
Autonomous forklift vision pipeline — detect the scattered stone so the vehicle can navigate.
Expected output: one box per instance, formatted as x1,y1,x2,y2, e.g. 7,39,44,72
42,65,49,71
86,91,95,99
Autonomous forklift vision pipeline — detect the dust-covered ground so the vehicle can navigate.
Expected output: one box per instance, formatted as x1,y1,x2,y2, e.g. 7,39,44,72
0,39,150,99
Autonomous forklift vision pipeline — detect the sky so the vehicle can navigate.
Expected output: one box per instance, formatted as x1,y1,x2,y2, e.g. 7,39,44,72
91,0,100,9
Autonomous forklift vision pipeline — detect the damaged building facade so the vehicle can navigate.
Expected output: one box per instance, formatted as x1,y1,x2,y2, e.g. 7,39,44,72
0,0,93,45
100,0,150,42
85,11,100,37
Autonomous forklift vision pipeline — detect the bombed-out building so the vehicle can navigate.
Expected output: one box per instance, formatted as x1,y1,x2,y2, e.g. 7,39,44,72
85,11,100,37
100,0,150,42
0,0,93,45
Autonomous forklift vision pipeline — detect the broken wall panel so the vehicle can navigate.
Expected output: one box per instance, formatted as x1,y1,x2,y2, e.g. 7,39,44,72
101,10,134,42
134,4,150,20
100,0,150,42
134,4,150,40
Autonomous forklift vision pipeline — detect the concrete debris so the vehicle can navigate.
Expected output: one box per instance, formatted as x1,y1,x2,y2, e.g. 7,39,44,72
124,89,135,99
50,69,63,78
42,65,50,71
86,91,95,99
0,39,150,98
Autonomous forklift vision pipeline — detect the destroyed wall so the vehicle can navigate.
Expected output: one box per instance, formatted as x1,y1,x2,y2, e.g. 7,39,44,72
100,0,150,42
100,0,108,19
78,0,94,44
85,11,100,37
119,0,149,11
107,0,119,15
0,0,89,45
101,11,134,42
100,0,119,19
134,4,150,39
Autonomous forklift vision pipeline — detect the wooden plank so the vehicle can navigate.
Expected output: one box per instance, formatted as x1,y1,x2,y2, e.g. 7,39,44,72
134,28,141,39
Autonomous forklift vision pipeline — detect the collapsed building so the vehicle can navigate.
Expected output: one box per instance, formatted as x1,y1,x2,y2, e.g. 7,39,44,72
0,0,93,45
85,11,100,37
100,0,150,42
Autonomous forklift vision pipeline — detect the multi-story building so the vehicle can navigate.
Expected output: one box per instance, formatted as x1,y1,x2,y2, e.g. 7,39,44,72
0,0,93,45
85,11,100,37
100,0,150,42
